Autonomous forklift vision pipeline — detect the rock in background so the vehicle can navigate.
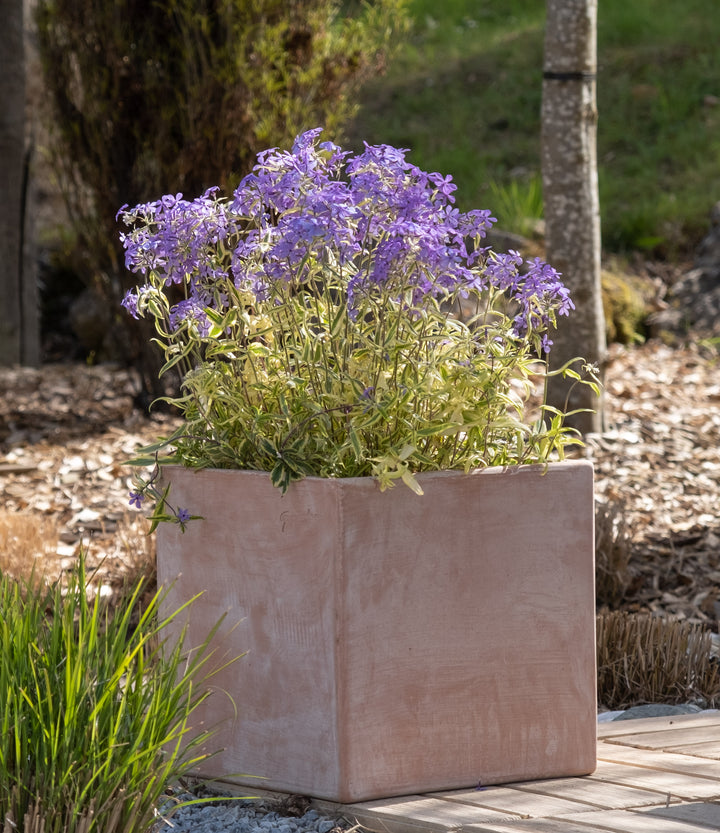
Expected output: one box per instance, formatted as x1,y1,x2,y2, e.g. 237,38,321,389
650,201,720,340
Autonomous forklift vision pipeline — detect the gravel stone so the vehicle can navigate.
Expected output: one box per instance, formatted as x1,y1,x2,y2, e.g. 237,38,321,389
152,796,350,833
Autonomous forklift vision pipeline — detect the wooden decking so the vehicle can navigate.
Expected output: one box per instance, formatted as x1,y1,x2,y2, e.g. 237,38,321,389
325,712,720,833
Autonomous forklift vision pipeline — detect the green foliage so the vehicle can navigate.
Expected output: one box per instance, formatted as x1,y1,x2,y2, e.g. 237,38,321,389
0,556,230,833
151,285,576,495
347,0,720,257
489,175,544,240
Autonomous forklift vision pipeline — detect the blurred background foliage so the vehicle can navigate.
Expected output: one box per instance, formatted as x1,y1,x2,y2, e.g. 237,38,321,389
34,0,408,389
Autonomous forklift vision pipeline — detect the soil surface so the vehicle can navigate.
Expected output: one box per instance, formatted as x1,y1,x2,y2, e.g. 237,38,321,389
0,341,718,631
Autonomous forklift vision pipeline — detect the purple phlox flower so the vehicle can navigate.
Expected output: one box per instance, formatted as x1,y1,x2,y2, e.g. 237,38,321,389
466,244,491,268
501,257,573,348
366,236,407,286
161,192,184,208
128,490,145,508
168,295,213,335
231,234,273,298
255,145,280,165
120,188,235,287
428,172,457,203
459,209,497,239
348,142,412,177
443,205,461,227
292,127,325,154
556,285,575,316
232,132,345,221
233,262,270,301
271,206,357,272
284,215,326,244
121,289,141,319
118,128,577,365
486,250,524,291
515,259,572,311
511,312,529,339
176,507,191,524
232,172,262,214
121,226,162,275
463,268,490,293
521,258,575,317
318,140,351,168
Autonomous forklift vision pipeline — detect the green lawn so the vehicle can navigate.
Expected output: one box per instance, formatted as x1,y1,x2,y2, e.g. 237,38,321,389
347,0,720,257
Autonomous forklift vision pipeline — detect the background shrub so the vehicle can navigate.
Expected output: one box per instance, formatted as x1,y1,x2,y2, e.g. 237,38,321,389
34,0,407,392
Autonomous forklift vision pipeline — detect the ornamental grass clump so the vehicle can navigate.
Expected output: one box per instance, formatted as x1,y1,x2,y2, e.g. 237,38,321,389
0,556,229,833
120,128,598,509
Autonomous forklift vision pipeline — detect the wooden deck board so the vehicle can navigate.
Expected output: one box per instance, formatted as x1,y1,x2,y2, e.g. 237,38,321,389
587,760,720,800
520,808,720,832
463,809,720,833
641,802,720,828
600,725,720,750
494,775,678,808
597,741,720,781
343,795,521,832
666,742,720,759
324,713,720,832
463,819,651,833
597,712,720,738
429,786,611,817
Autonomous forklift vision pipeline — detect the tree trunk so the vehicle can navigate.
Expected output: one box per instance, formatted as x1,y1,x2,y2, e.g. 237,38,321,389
541,0,605,434
0,0,38,366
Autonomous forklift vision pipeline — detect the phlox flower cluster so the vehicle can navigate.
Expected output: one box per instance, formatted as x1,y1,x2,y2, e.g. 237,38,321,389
119,127,571,345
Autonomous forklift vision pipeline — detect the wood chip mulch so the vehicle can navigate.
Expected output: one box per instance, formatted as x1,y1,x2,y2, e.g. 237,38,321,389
0,341,718,630
587,339,720,630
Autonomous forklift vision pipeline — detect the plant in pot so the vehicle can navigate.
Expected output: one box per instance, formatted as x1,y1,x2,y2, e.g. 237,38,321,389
120,128,600,803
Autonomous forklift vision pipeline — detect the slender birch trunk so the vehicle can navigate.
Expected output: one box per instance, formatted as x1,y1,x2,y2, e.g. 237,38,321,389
541,0,605,434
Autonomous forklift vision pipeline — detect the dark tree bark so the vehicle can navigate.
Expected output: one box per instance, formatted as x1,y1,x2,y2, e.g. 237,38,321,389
0,0,38,366
541,0,605,434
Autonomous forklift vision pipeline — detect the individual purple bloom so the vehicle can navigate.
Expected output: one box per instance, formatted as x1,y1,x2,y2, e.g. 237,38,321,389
176,507,191,524
161,192,183,208
292,126,324,153
428,172,457,203
168,296,212,335
367,237,407,286
128,490,145,508
121,290,140,319
558,290,575,317
485,250,524,291
460,209,497,238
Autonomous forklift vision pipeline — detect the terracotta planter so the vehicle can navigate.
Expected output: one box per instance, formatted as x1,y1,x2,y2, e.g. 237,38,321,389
157,460,596,803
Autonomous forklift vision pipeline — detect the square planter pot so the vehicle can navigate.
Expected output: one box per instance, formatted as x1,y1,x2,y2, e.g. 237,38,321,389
157,460,596,803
